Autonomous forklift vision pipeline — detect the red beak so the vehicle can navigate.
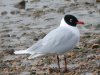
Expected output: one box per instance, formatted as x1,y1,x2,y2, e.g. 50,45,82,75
76,21,84,25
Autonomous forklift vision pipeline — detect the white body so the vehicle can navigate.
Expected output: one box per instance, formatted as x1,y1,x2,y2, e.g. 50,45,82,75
14,18,80,59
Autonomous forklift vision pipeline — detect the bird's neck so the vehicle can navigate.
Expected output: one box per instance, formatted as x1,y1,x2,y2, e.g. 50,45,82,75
60,18,79,34
60,18,74,28
60,18,68,27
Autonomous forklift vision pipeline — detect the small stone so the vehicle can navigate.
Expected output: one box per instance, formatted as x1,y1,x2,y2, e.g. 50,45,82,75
43,5,48,8
88,11,95,14
30,71,36,75
1,34,10,37
96,55,100,60
96,0,100,2
38,32,46,38
91,44,100,49
0,52,4,58
34,37,38,41
48,68,54,73
33,9,45,18
87,54,95,59
4,49,14,55
10,11,20,15
10,11,16,15
0,63,9,68
11,34,16,37
78,61,88,68
20,71,30,75
67,52,76,58
64,72,75,75
1,11,7,16
43,72,48,75
14,0,25,9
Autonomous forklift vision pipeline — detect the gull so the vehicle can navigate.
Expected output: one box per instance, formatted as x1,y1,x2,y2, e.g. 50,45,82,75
14,14,84,72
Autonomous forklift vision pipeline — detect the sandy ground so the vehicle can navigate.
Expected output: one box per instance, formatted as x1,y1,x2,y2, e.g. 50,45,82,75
0,0,100,75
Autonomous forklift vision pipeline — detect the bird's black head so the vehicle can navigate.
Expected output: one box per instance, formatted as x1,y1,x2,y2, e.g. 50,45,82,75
64,14,84,27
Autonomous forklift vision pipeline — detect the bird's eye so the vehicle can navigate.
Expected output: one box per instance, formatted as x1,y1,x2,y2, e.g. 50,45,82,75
69,19,72,22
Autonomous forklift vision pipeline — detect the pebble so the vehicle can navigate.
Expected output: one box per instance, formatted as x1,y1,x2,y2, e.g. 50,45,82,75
3,49,14,55
81,72,94,75
87,54,95,59
20,71,30,75
1,11,7,16
91,44,100,49
14,0,25,9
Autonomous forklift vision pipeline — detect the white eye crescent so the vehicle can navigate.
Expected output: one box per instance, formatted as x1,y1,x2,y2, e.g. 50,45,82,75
70,19,72,22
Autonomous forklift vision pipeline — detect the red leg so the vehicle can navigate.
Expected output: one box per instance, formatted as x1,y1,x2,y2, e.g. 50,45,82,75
64,55,68,72
57,55,60,72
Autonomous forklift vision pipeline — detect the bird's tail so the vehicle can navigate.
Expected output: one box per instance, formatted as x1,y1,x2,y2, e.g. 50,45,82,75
14,50,45,59
14,50,29,54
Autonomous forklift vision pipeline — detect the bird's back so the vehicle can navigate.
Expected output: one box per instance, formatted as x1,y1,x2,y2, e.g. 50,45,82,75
34,26,80,54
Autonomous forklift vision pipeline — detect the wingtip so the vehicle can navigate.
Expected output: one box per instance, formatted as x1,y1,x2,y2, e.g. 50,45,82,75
14,51,21,54
14,50,29,54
